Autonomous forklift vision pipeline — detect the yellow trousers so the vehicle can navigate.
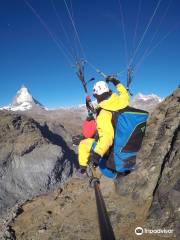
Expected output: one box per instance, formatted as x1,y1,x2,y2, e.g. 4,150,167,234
78,138,95,167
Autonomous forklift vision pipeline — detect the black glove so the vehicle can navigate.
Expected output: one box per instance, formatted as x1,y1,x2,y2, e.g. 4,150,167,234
106,76,120,86
72,135,84,146
86,112,95,121
88,151,101,167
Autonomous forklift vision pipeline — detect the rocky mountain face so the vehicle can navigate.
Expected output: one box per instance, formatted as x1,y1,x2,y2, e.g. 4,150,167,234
113,87,180,238
0,111,77,217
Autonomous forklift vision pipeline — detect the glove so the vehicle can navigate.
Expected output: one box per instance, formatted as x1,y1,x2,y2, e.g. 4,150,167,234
86,96,96,114
88,151,101,167
72,135,84,146
86,112,95,121
106,76,120,86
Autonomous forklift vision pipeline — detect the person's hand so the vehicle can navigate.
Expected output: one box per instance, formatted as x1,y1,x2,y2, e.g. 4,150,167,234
88,151,101,167
86,112,95,121
106,76,120,86
72,135,84,146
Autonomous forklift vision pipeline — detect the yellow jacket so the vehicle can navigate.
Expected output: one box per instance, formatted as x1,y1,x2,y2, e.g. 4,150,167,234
94,83,129,157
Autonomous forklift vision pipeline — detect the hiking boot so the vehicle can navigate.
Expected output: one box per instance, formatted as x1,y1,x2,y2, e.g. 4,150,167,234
75,168,88,179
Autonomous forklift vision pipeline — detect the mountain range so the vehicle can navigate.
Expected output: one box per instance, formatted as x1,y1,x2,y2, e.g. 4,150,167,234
0,85,162,113
0,85,163,140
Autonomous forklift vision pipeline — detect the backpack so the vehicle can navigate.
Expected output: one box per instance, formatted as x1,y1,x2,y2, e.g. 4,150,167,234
104,106,149,173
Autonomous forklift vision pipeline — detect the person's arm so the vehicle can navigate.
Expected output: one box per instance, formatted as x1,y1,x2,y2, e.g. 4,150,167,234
116,83,130,104
93,109,114,157
106,76,130,105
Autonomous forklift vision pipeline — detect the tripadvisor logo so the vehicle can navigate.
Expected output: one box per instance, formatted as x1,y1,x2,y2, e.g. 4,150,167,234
135,227,174,236
135,227,143,235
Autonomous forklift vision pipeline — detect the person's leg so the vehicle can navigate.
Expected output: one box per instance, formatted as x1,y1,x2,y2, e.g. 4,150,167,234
78,138,95,168
76,138,95,178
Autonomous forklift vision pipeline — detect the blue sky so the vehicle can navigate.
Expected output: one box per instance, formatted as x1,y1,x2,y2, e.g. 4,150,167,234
0,0,180,108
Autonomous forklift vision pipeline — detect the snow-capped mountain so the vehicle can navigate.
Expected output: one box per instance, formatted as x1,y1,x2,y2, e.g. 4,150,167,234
1,86,45,111
0,86,162,113
131,93,162,111
75,93,161,112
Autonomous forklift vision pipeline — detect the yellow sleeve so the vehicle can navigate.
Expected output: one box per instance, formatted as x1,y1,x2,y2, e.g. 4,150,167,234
116,83,130,104
94,110,114,157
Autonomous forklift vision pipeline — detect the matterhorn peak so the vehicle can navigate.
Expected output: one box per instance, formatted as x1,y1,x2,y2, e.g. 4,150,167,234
12,85,33,106
1,85,45,112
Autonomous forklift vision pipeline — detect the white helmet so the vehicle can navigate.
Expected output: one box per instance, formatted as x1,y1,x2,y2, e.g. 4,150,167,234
93,81,109,96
